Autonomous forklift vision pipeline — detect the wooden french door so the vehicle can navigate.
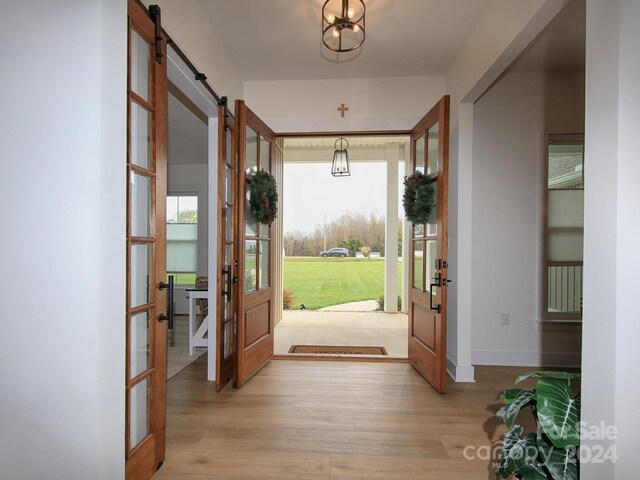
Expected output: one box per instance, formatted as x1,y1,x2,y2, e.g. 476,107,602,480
216,100,236,391
234,100,276,387
408,96,450,394
126,1,168,478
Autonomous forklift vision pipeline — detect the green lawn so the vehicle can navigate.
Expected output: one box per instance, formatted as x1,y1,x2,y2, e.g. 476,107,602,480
284,257,403,310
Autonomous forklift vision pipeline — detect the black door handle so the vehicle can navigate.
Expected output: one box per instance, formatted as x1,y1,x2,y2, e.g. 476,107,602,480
222,264,232,302
159,275,174,329
429,282,441,314
429,273,441,314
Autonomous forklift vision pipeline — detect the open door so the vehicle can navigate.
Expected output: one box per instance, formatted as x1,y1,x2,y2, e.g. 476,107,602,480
233,100,276,387
125,1,168,478
216,99,236,391
408,96,450,394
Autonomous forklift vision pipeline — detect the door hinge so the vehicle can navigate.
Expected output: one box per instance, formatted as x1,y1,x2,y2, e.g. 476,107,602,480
235,154,239,174
233,313,238,335
148,5,164,64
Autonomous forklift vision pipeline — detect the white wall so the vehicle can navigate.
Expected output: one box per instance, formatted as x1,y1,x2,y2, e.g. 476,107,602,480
244,76,446,132
147,0,244,113
470,71,583,367
582,1,640,478
0,1,126,478
445,0,569,381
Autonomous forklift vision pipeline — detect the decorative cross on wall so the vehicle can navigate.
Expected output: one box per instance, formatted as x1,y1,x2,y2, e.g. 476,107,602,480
337,103,349,118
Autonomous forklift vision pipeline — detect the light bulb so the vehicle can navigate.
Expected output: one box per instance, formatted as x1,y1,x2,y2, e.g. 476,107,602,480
332,27,340,38
353,24,360,32
347,8,355,19
327,13,335,23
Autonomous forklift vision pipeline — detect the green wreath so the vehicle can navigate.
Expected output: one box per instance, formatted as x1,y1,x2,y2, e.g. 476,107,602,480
403,171,436,224
248,170,278,225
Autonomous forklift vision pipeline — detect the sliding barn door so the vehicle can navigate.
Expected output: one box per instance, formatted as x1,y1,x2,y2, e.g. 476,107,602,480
408,96,450,394
234,101,276,387
126,0,168,478
216,101,236,391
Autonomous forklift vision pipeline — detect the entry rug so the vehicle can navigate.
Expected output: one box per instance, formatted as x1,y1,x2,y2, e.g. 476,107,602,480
288,345,388,355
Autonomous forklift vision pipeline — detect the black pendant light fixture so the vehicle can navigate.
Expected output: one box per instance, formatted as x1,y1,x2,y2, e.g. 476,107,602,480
322,0,366,53
331,137,351,177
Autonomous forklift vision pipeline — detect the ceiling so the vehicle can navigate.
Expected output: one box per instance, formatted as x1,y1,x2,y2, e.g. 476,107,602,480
198,0,492,81
510,0,585,73
166,1,585,163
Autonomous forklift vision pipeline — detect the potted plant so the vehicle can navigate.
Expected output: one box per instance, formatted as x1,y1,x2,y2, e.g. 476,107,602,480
495,371,581,480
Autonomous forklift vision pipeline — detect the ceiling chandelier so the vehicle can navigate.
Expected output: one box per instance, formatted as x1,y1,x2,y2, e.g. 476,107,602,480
322,0,366,53
331,138,351,177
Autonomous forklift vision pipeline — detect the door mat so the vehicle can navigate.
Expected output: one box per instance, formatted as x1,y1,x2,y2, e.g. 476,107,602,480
288,345,388,355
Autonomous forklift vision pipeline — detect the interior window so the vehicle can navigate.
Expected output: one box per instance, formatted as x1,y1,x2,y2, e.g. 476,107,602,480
166,194,198,284
545,135,584,320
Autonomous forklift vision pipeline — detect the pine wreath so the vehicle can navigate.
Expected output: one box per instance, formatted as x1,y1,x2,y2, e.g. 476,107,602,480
248,170,278,225
403,171,436,224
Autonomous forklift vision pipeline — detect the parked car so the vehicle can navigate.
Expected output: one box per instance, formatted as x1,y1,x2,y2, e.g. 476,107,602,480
320,247,348,258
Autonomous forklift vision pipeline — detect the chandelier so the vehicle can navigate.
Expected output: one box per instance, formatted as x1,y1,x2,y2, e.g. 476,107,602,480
322,0,366,53
331,138,351,177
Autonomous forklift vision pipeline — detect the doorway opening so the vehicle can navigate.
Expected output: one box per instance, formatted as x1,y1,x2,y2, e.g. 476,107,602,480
165,83,210,379
274,135,410,358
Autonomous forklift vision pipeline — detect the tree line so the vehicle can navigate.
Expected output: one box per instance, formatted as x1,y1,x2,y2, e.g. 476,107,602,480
284,211,402,257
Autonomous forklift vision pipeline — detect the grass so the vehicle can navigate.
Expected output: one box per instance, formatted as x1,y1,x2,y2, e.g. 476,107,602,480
284,257,403,310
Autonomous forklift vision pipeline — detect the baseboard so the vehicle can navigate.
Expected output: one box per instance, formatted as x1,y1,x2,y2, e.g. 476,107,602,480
446,357,476,382
472,350,581,368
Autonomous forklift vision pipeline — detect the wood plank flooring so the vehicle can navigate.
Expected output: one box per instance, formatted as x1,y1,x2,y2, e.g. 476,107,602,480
153,357,539,480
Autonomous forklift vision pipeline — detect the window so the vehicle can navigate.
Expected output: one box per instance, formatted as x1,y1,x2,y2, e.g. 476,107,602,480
166,194,198,284
545,135,584,320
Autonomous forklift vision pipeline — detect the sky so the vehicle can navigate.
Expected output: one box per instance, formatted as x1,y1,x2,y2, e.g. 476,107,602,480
283,161,405,234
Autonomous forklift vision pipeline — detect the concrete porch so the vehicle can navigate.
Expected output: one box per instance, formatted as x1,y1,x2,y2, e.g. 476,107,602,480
274,310,409,358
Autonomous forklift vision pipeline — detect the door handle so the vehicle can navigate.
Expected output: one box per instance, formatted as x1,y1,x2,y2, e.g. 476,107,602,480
429,282,441,314
159,276,174,330
429,273,441,314
222,264,232,302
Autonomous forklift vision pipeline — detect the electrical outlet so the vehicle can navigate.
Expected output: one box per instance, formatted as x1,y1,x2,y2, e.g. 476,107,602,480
501,313,510,326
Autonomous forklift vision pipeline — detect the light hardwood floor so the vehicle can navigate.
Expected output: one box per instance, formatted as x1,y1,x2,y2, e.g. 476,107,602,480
154,357,539,480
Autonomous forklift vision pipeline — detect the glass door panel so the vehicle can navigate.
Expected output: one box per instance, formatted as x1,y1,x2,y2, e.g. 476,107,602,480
130,102,151,169
245,240,257,292
130,311,150,378
129,377,150,448
130,29,150,101
246,127,258,174
131,172,152,237
414,133,425,172
427,121,439,176
130,244,151,308
413,240,424,290
259,240,270,288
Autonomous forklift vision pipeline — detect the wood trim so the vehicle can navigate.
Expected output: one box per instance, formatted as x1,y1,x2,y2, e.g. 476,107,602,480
168,80,208,125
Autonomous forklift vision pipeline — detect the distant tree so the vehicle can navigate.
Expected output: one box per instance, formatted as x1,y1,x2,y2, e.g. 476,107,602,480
177,209,197,224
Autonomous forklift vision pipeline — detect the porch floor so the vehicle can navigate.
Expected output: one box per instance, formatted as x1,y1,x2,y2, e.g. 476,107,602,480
274,310,409,357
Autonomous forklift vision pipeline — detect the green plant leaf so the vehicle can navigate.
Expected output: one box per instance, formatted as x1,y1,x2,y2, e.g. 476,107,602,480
496,427,539,479
500,388,533,405
537,433,578,480
515,371,581,384
536,378,581,448
497,389,535,428
519,462,550,480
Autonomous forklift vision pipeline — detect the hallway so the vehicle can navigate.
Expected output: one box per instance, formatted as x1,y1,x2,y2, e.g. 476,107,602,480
155,358,534,479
